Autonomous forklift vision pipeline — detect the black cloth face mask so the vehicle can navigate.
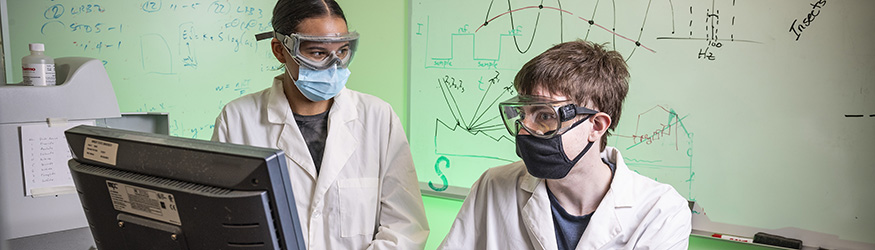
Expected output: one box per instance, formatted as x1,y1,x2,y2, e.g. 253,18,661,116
515,115,595,179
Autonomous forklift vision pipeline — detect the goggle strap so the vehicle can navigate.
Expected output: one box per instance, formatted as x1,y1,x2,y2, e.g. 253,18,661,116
576,107,599,116
562,114,593,134
559,104,600,122
255,31,274,41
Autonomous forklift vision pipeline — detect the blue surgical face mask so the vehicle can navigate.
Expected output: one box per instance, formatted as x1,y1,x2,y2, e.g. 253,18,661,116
289,64,351,102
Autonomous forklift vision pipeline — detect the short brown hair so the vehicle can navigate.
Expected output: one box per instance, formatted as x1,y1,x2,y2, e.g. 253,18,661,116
514,40,629,150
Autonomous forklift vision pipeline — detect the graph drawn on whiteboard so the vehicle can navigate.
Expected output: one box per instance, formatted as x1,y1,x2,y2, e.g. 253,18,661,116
412,0,756,194
612,105,695,200
433,71,516,161
656,0,761,61
412,0,875,247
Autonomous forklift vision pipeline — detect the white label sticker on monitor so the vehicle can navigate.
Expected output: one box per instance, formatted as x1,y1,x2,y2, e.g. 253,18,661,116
106,180,181,226
84,137,118,166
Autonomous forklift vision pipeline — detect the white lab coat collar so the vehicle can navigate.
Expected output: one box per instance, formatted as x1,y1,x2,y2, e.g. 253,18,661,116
601,147,636,208
265,75,316,178
519,173,556,250
312,86,359,208
518,147,636,250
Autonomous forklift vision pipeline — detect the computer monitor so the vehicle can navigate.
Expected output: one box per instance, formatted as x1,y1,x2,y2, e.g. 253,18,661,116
65,125,305,250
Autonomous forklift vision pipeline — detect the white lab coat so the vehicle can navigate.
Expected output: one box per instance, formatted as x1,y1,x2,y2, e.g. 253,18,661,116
438,147,691,250
212,75,429,249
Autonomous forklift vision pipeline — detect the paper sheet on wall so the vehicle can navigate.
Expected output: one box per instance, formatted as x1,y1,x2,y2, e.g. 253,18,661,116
20,121,94,197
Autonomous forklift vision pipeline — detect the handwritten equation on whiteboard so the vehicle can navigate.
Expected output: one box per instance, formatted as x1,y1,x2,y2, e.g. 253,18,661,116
19,121,94,196
16,0,277,139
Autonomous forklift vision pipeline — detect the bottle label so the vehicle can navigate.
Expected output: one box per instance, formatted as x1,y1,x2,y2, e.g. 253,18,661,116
22,63,56,86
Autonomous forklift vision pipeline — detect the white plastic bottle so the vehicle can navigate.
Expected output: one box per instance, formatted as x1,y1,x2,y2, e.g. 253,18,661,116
21,43,56,86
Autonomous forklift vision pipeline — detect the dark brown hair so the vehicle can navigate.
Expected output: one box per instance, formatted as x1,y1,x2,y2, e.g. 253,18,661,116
514,40,630,150
271,0,347,35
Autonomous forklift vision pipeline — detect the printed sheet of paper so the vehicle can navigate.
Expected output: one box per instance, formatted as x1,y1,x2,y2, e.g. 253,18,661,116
20,121,94,196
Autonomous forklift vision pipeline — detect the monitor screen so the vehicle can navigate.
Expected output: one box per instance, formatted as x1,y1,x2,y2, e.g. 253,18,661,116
65,125,305,250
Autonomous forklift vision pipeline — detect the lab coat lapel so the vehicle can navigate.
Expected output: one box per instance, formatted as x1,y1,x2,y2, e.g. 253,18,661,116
267,76,318,180
519,174,558,250
312,89,359,203
575,148,634,250
574,189,621,249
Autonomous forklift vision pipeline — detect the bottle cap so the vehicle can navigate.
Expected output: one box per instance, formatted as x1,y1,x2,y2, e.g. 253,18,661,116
29,43,45,51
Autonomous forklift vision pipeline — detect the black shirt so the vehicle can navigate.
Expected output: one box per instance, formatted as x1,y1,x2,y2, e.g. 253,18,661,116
548,158,617,250
293,110,329,174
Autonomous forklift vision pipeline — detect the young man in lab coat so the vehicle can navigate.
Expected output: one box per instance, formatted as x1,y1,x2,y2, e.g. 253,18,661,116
439,40,692,250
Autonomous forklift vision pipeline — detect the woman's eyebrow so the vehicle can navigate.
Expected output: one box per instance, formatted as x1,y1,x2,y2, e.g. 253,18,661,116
301,43,330,50
302,42,350,50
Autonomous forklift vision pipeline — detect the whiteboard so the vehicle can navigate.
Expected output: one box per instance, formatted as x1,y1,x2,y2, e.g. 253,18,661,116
6,0,278,139
409,0,875,246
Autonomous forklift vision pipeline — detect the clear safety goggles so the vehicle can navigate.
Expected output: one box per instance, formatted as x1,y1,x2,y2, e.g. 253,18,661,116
499,95,599,139
257,31,359,70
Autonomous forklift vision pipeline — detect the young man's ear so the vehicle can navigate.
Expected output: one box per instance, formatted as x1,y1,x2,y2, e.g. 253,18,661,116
588,112,612,142
271,38,287,63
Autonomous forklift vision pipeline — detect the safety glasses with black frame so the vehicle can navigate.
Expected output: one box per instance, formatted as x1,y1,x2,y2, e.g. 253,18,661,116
499,95,600,139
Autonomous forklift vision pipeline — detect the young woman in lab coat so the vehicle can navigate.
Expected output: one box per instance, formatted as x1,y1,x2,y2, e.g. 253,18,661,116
438,40,692,250
212,0,428,249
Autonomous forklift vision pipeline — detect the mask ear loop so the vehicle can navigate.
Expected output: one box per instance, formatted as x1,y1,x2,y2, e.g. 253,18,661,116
285,66,297,83
283,50,300,83
564,114,596,164
279,40,308,83
555,113,593,137
567,140,595,163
